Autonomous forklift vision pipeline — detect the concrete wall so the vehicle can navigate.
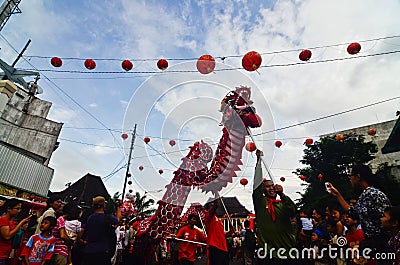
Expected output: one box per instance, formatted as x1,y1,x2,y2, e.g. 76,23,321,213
0,85,63,165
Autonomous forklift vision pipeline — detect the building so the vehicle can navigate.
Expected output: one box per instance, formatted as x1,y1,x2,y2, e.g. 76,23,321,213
0,62,62,198
204,196,251,232
49,173,111,207
322,118,400,179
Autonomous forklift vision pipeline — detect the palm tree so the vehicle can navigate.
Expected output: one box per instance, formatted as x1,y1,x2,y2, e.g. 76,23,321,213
133,192,156,219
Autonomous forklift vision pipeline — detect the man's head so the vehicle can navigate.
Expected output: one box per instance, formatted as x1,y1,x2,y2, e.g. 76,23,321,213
243,220,250,228
263,180,276,198
92,196,106,209
348,164,374,189
47,196,62,211
187,214,199,227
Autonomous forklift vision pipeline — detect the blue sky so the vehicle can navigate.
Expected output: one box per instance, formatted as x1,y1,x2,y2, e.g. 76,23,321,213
2,0,400,211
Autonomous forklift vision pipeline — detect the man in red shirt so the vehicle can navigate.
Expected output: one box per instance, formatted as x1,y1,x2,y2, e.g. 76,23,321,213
204,196,229,265
175,214,206,265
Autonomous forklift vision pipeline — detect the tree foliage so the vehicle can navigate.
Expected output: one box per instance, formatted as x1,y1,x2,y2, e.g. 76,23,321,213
295,133,378,211
132,192,156,219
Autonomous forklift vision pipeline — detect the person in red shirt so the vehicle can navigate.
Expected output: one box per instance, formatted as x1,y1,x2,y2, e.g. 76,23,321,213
175,214,206,265
20,216,57,265
0,198,32,265
204,196,229,265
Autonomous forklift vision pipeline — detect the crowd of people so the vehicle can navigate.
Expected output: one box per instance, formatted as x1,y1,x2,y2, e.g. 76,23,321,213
0,149,399,265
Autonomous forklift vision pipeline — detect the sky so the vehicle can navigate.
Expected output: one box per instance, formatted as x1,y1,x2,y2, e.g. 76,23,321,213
1,0,400,212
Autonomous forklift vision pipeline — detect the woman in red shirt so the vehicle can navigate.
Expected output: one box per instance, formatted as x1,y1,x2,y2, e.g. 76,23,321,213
0,198,31,265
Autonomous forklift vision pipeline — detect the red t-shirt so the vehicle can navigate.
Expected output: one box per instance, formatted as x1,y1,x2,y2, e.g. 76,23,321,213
204,211,228,252
176,225,206,262
0,216,15,258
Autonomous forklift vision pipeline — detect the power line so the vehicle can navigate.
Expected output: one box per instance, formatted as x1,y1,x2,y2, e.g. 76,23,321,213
253,95,400,136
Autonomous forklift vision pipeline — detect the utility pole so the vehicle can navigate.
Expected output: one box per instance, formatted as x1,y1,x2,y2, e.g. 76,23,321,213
122,124,137,201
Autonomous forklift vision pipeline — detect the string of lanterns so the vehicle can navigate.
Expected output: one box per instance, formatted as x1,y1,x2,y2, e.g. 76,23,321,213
119,127,378,186
49,42,362,74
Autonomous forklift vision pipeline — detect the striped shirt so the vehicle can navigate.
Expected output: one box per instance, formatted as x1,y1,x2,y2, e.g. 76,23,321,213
52,216,69,257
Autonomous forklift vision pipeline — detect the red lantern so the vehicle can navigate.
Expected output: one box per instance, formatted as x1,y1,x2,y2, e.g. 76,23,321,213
196,54,215,74
121,133,128,140
245,142,256,152
300,175,306,181
84,59,96,70
367,128,376,136
144,137,150,144
317,174,323,180
305,138,313,145
275,141,282,148
299,50,312,61
139,166,144,171
262,177,267,182
242,51,262,72
240,178,248,186
280,176,285,182
157,59,168,70
127,173,131,177
121,60,133,71
169,140,176,146
336,134,344,141
347,42,361,55
159,169,163,174
128,180,132,185
51,57,62,67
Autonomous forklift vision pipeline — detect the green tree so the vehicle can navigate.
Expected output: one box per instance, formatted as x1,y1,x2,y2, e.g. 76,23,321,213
133,192,156,219
295,133,378,211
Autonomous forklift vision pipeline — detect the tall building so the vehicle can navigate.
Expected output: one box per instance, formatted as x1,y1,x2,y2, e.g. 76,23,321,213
0,68,62,198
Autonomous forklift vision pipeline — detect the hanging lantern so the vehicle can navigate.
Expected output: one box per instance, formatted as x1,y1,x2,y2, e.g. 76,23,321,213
367,128,376,136
305,138,313,145
121,133,128,140
157,59,168,70
121,60,133,71
144,137,150,144
129,189,133,193
299,50,312,61
127,173,131,177
159,169,164,174
347,42,361,55
51,57,62,67
196,54,215,74
128,180,132,185
275,140,282,148
84,59,96,70
280,176,285,182
245,142,256,152
317,174,323,180
169,140,176,146
138,166,144,171
240,178,248,187
242,51,262,72
300,175,306,181
336,134,344,141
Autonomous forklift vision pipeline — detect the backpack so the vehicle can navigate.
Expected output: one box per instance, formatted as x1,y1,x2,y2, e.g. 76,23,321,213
243,228,257,251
